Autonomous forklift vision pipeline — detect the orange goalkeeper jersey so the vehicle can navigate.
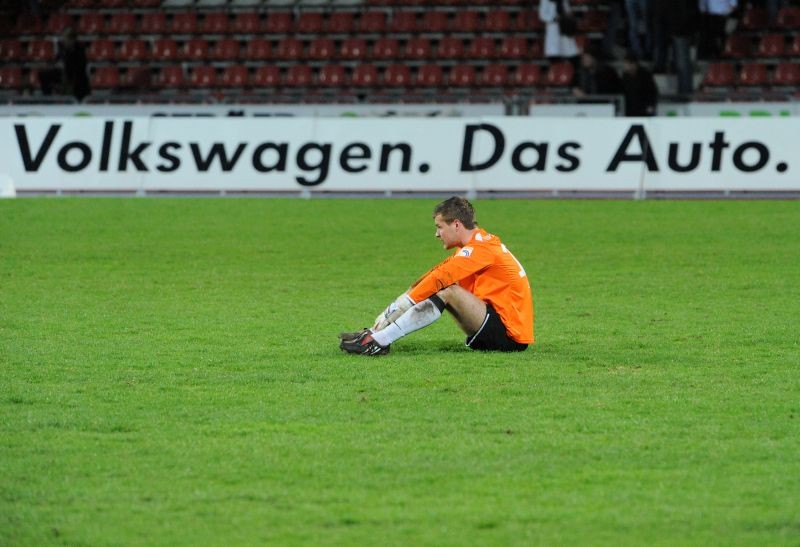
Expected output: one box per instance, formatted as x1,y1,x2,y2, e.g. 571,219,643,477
407,228,534,344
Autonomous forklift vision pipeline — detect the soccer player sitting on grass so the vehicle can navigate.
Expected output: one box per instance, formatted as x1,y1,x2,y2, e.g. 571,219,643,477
340,196,534,355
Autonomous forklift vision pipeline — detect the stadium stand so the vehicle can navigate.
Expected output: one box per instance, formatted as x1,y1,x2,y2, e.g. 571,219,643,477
1,0,800,105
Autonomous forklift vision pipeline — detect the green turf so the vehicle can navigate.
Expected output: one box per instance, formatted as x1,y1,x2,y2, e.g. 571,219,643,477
1,198,799,546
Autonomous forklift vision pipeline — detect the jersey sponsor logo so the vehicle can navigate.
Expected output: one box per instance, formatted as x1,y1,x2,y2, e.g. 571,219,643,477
458,246,473,258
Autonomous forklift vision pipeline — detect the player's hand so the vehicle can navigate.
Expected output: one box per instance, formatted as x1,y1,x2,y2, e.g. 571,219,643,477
373,294,414,331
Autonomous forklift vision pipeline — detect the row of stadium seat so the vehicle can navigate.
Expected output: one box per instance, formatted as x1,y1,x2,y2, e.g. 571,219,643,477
54,0,554,8
2,36,556,63
702,61,800,89
0,61,577,91
8,9,576,36
722,33,800,59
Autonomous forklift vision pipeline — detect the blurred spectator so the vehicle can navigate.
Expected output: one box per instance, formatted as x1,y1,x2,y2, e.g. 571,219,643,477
602,0,627,59
39,28,91,101
698,0,738,59
572,46,622,96
652,0,697,94
625,0,652,60
539,0,580,61
621,53,659,115
767,0,784,25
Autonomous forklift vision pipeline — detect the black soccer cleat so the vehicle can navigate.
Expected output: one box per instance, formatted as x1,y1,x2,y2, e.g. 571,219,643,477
340,329,390,356
338,329,368,343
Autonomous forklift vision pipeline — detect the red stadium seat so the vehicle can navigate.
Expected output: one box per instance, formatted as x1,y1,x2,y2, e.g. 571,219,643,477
514,10,544,32
467,36,495,59
210,39,240,61
511,63,542,87
740,6,768,31
545,61,574,87
317,64,347,87
87,39,116,61
131,0,161,6
264,12,293,34
359,12,387,33
201,13,229,34
308,38,335,60
420,11,447,33
221,65,249,88
45,13,73,35
480,64,508,87
122,66,151,89
702,62,735,87
158,65,184,89
351,64,379,87
776,6,800,29
437,36,464,59
285,65,313,87
384,64,412,87
189,66,217,88
448,64,476,86
371,38,400,60
182,39,209,61
578,10,607,33
0,40,23,62
722,35,751,58
415,64,443,87
340,38,367,60
390,11,418,33
738,62,768,86
118,39,149,62
499,36,529,59
77,13,105,35
483,11,510,32
244,39,272,60
141,13,167,35
403,37,431,60
326,12,354,34
757,34,785,57
772,62,800,86
789,36,800,57
172,13,198,34
252,66,281,88
296,12,324,34
0,66,23,89
107,13,136,35
12,12,43,35
91,66,119,89
275,37,303,60
153,39,179,62
232,12,261,34
26,40,55,62
451,10,479,33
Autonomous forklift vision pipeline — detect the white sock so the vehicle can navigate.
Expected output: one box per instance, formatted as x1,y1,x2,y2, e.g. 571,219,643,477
371,298,443,346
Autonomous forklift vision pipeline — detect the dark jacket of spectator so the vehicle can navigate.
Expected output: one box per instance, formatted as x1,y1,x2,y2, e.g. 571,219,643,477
573,49,622,95
58,29,90,101
621,55,659,116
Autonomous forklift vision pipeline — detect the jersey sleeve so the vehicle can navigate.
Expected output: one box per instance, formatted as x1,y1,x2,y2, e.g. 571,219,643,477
407,245,493,303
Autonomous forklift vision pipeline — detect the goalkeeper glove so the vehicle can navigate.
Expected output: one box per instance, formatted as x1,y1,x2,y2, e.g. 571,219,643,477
373,293,415,331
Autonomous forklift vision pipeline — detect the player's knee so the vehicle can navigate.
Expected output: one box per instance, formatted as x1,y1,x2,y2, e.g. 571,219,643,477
436,285,457,304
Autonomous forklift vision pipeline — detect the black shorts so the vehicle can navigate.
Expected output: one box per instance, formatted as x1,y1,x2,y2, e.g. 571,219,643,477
466,304,528,352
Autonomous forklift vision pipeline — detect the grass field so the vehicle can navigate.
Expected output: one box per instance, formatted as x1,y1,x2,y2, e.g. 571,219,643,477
1,198,799,546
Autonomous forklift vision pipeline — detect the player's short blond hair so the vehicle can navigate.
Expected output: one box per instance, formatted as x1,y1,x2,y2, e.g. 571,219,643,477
433,196,477,229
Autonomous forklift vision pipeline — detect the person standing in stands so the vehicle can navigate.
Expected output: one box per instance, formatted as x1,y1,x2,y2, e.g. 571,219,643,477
572,46,622,97
698,0,738,59
620,53,659,116
58,28,91,101
539,0,580,61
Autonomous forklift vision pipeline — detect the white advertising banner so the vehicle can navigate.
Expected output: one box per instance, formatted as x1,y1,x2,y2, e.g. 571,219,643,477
1,116,798,194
